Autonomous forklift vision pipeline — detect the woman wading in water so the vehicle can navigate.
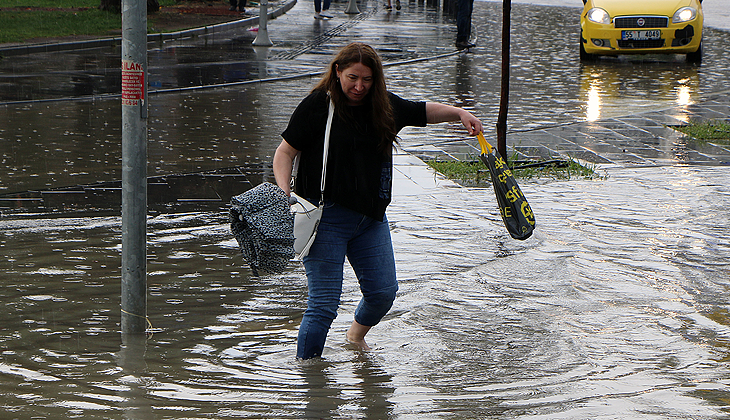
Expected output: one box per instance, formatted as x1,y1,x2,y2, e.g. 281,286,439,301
273,42,483,360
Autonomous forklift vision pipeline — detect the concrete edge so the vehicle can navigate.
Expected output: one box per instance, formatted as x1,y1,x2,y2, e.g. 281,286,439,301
0,0,297,57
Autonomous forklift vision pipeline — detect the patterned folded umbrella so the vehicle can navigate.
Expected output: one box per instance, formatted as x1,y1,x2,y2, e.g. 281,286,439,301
229,182,295,275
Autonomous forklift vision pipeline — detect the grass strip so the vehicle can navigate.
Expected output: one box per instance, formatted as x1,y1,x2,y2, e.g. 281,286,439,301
427,156,600,187
0,10,121,43
1,0,100,7
672,120,730,143
0,0,179,44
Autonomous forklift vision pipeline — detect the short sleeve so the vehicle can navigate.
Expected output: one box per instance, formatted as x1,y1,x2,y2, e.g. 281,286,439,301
389,92,427,132
281,91,329,152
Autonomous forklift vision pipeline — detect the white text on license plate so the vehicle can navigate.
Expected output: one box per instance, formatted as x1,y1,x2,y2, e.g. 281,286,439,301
621,30,661,40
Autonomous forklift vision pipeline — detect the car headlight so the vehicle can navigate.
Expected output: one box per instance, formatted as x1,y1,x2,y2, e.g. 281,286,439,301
672,7,697,23
586,8,610,25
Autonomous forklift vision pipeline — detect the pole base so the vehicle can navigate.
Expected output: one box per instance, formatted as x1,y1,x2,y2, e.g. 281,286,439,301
253,3,274,46
253,33,273,47
345,0,360,14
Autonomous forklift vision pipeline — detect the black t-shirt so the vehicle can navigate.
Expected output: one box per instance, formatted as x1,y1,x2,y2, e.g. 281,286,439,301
282,90,427,221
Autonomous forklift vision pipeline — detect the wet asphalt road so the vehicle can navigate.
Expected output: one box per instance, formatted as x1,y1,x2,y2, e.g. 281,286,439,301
1,0,729,104
1,0,730,200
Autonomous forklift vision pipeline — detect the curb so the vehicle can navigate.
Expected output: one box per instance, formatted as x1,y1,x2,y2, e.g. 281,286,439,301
0,0,296,57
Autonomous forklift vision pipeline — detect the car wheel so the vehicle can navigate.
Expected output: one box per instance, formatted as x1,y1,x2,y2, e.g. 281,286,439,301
686,41,702,64
580,39,596,62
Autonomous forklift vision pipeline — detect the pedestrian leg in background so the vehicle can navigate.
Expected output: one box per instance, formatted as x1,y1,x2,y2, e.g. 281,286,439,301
314,0,333,19
321,0,333,18
455,0,476,50
229,0,246,12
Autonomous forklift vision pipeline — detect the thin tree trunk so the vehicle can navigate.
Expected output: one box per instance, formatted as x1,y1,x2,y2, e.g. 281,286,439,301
497,0,511,159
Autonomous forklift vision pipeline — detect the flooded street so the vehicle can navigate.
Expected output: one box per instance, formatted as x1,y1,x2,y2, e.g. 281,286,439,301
2,166,730,418
2,0,730,418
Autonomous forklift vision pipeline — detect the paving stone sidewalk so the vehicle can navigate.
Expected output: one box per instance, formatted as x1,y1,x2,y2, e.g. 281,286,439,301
418,90,730,168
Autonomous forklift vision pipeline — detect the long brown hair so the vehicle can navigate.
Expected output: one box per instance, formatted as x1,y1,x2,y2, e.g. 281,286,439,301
313,42,396,154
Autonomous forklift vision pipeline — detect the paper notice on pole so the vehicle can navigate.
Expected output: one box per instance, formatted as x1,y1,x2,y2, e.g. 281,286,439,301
121,60,144,106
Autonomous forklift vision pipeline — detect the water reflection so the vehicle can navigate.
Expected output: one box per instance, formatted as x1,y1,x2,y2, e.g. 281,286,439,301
675,80,693,107
584,79,602,121
300,355,395,418
578,60,701,122
117,334,154,419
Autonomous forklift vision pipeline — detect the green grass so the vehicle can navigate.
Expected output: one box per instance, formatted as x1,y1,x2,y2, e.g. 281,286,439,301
426,160,482,184
1,0,176,8
2,0,101,6
0,10,122,43
0,0,178,44
672,120,730,143
513,158,599,180
427,155,600,187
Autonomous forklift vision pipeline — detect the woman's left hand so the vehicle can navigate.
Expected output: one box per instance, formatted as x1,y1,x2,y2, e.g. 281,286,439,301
460,110,483,136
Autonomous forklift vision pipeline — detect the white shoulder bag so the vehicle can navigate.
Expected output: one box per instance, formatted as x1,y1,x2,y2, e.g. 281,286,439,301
290,98,334,260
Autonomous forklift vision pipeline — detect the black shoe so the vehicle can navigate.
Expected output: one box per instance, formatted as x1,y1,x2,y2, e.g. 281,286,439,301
456,40,476,50
229,5,237,11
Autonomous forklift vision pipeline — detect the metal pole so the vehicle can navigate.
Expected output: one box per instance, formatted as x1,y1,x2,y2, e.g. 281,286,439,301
121,0,148,334
252,0,273,47
496,0,510,159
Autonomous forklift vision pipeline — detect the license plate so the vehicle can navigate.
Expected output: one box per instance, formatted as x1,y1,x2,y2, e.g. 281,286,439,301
621,30,661,40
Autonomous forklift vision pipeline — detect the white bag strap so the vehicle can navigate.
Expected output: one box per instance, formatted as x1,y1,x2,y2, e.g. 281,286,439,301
291,154,300,184
320,98,335,200
290,97,334,204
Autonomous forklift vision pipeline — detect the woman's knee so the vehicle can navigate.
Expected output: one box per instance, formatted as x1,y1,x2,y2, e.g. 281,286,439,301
371,283,397,305
358,283,397,320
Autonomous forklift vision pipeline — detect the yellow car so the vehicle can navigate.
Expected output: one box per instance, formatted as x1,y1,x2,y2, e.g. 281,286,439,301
580,0,703,62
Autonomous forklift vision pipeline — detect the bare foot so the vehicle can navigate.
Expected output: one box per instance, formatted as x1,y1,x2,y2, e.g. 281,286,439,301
346,320,372,351
346,334,371,351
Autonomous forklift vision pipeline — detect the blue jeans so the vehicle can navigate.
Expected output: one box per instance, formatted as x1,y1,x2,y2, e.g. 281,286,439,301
313,0,330,13
297,201,398,359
